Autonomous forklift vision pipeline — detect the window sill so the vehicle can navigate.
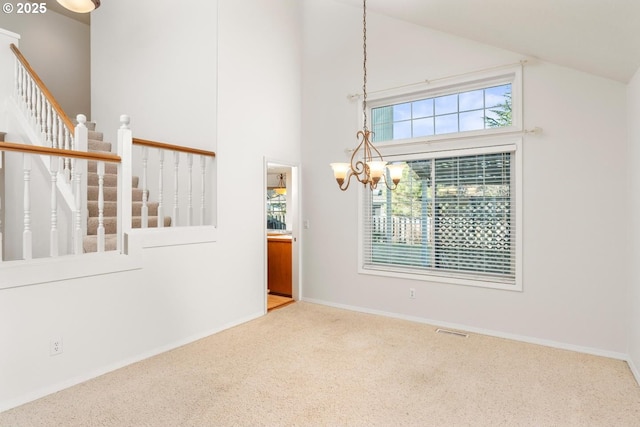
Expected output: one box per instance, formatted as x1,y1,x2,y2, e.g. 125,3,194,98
360,266,522,292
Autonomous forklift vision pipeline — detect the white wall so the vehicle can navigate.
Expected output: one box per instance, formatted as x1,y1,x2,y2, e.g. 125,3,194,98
301,0,629,356
0,0,302,411
0,8,90,119
628,67,640,379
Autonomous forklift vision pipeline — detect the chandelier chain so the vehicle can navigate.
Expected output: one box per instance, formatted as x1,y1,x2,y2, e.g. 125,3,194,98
362,0,368,131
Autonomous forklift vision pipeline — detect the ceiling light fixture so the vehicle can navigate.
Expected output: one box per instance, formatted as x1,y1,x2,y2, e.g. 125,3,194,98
56,0,100,13
274,174,287,196
330,0,403,191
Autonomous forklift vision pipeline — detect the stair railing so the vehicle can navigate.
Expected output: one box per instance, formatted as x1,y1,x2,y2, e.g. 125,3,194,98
10,44,76,182
0,136,121,261
132,137,216,228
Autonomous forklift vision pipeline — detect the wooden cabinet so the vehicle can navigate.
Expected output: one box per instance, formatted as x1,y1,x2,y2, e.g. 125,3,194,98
267,235,292,297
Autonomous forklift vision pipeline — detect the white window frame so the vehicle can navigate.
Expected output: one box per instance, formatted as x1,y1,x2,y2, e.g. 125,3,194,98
358,65,523,291
366,65,523,148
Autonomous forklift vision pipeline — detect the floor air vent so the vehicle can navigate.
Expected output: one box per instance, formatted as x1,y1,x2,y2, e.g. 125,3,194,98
436,328,469,338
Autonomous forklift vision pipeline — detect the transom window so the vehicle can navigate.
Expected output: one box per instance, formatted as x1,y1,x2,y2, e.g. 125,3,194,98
371,83,512,142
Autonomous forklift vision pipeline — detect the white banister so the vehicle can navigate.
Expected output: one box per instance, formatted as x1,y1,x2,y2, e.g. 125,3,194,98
131,138,215,230
157,150,164,228
13,53,76,183
22,154,32,260
49,156,58,257
173,151,179,226
117,115,133,251
141,146,148,228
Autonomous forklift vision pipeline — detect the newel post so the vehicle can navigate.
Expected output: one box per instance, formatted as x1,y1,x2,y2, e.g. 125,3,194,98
72,114,88,254
117,115,133,253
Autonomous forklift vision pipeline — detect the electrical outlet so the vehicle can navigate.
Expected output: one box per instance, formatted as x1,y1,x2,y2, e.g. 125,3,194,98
409,288,416,299
50,338,63,356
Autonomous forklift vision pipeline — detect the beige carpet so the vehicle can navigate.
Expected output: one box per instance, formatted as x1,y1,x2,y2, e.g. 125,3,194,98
1,302,640,426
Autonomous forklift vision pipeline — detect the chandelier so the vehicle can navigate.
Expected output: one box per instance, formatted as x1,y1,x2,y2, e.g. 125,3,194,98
330,0,403,191
56,0,100,13
274,174,287,196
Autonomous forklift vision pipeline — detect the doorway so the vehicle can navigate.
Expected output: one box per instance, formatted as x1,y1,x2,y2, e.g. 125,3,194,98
265,160,299,312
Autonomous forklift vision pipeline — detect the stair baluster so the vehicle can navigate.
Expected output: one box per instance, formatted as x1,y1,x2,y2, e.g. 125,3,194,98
173,151,179,227
97,161,105,252
49,156,58,257
0,149,3,262
63,119,72,182
22,154,32,260
187,153,193,226
141,146,148,228
200,156,206,225
49,102,56,148
157,150,164,228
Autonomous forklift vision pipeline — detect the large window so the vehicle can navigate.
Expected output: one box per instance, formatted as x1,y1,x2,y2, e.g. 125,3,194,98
361,145,520,289
360,67,522,290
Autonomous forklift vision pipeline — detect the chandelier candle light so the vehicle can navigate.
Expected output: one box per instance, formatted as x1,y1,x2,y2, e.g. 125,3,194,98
330,0,403,191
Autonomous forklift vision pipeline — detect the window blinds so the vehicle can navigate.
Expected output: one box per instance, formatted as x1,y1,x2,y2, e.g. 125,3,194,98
361,148,516,285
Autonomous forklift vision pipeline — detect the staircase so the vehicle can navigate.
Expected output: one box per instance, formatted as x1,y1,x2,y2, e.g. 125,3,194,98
82,124,171,252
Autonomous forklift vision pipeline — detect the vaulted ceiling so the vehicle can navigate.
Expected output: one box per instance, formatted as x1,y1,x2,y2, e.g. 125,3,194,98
47,0,640,83
333,0,640,83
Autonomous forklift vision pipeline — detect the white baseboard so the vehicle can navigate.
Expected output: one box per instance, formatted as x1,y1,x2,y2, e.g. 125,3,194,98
627,357,640,387
301,297,629,362
0,310,264,413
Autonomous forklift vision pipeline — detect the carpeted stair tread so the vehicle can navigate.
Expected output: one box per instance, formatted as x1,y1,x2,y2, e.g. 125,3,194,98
87,172,139,188
88,216,171,235
88,139,111,152
88,186,145,201
82,234,118,253
88,129,101,140
87,200,160,217
88,160,118,174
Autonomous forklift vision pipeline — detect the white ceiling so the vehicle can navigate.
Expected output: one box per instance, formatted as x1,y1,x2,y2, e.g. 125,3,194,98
46,0,640,83
333,0,640,83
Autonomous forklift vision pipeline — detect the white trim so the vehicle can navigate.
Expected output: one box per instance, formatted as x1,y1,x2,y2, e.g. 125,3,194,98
302,298,629,361
361,64,523,146
0,310,265,413
264,157,302,305
0,28,20,39
0,250,142,290
127,225,218,249
628,357,640,387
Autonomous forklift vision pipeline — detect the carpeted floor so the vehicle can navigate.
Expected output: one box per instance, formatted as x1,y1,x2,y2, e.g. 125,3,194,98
1,302,640,426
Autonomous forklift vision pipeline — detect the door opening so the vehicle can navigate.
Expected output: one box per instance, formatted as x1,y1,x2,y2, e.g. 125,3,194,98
265,161,299,312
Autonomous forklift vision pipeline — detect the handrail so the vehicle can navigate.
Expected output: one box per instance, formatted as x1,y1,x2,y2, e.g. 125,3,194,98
133,138,216,158
0,141,121,163
9,43,75,134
